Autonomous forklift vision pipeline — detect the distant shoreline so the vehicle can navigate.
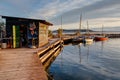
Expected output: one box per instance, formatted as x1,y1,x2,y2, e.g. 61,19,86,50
52,29,120,34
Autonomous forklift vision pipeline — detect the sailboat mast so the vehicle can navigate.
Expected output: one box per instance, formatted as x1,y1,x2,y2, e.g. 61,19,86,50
60,16,63,40
102,24,103,36
79,14,82,34
87,21,89,35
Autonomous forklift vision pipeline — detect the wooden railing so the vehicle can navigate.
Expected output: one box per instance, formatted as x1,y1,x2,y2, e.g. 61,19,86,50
37,39,63,71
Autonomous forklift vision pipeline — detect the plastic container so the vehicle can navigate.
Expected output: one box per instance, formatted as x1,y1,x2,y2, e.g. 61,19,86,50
1,43,7,49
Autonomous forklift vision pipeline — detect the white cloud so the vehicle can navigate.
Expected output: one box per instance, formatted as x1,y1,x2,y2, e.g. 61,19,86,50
49,17,120,30
86,18,120,28
47,0,120,30
1,0,120,31
28,0,99,20
1,0,100,20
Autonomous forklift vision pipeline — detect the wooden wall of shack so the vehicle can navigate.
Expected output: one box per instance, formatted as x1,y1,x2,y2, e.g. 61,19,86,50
2,16,52,48
39,23,49,47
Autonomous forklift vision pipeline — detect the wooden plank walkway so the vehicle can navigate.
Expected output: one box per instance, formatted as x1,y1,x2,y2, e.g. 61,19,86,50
0,48,48,80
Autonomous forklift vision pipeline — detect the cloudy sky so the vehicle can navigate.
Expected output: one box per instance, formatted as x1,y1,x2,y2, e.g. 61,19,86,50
0,0,120,30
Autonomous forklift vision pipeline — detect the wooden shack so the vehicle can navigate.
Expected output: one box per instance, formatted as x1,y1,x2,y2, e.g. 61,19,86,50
2,16,53,48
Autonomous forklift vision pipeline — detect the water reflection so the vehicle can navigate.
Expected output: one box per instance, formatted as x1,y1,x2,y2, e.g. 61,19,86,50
78,44,81,63
77,42,91,64
50,39,120,80
100,41,104,56
79,42,93,64
60,47,63,67
87,45,89,62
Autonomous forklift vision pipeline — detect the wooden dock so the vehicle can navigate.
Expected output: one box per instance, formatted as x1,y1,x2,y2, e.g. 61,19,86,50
0,48,48,80
0,38,63,80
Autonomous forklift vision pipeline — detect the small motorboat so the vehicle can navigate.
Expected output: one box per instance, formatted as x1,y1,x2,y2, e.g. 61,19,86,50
94,25,108,41
94,36,108,41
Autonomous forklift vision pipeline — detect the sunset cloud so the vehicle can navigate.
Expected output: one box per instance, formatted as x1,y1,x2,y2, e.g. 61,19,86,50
0,0,120,30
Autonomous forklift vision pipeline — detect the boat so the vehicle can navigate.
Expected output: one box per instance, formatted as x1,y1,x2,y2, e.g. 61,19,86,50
72,14,83,43
83,21,93,43
85,38,93,42
94,25,108,41
72,37,83,43
94,36,108,41
84,36,93,43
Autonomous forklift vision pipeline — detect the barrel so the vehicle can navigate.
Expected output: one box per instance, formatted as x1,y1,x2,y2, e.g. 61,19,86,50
1,43,7,49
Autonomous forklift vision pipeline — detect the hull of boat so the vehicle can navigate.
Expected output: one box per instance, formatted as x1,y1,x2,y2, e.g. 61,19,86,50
85,39,93,42
72,38,83,43
94,37,108,41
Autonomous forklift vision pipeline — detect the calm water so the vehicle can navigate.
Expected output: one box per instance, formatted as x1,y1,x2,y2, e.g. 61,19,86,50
49,38,120,80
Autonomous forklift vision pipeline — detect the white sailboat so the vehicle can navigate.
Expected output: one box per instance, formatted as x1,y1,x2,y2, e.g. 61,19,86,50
84,21,93,43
